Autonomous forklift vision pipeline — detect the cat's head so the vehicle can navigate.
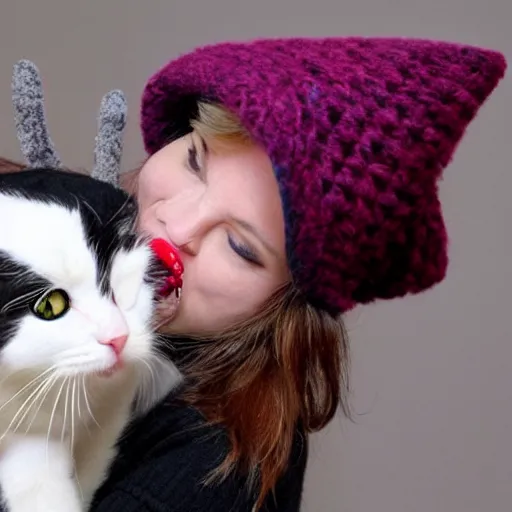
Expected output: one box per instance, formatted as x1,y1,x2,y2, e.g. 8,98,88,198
0,168,168,380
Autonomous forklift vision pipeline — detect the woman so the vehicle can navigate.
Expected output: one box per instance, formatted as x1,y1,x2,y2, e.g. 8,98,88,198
2,36,507,511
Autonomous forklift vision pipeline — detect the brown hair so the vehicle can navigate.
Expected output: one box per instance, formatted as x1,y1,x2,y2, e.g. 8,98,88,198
0,156,89,176
0,157,26,173
177,102,352,508
180,284,350,508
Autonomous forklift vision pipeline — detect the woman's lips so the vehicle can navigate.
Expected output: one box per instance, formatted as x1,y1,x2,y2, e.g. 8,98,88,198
149,238,184,295
149,238,184,328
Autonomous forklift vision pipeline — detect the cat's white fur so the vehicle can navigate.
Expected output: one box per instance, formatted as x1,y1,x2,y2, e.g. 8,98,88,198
0,194,181,511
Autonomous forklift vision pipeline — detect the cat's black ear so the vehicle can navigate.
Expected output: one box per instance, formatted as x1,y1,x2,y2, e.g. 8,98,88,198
11,60,62,169
92,89,127,187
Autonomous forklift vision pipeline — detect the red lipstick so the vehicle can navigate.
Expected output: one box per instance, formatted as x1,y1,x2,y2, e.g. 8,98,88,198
149,238,184,297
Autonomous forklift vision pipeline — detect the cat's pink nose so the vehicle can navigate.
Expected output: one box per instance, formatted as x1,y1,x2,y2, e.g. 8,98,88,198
101,335,128,356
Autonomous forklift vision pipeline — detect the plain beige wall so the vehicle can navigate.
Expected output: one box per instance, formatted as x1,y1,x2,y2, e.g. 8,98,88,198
1,1,511,511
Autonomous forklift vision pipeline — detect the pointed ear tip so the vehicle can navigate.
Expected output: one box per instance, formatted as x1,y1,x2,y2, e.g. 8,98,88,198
103,89,127,102
110,89,126,98
12,59,42,89
13,59,40,72
100,89,127,112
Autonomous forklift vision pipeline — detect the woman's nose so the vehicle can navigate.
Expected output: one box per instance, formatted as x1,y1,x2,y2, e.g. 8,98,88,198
155,194,214,254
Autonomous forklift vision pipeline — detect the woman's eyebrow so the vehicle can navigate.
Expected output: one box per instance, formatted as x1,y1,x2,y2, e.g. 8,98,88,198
232,217,279,258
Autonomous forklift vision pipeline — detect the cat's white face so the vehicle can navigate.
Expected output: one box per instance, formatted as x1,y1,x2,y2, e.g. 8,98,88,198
0,193,158,379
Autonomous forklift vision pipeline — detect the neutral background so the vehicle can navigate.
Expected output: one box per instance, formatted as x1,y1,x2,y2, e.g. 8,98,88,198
1,1,510,511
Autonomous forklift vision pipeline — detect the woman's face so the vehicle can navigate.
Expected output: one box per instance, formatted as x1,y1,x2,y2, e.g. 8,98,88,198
137,132,290,334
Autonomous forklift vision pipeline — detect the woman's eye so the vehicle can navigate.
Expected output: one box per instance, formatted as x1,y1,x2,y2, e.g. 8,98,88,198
32,289,70,321
228,235,262,266
187,144,201,172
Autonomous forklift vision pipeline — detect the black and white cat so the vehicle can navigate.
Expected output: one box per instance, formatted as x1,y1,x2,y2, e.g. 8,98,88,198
0,168,181,512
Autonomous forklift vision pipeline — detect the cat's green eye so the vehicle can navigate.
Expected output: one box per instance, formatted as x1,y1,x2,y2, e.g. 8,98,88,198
33,289,70,321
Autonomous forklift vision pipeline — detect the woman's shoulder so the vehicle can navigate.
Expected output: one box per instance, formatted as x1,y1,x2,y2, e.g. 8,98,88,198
91,397,308,511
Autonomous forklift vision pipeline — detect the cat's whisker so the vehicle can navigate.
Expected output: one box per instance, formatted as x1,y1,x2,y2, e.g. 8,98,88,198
150,345,178,364
16,374,58,435
0,372,53,432
78,375,91,436
136,356,157,386
25,373,59,434
134,356,159,405
61,378,72,444
77,374,83,421
82,379,102,430
70,377,77,450
132,354,181,413
105,195,133,228
1,376,52,441
0,366,57,413
46,377,68,465
74,470,85,505
153,332,207,352
147,350,175,368
78,196,102,226
0,286,50,314
0,265,33,279
0,269,24,277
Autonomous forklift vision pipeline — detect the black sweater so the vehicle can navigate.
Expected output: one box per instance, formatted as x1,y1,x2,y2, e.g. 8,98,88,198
89,396,308,511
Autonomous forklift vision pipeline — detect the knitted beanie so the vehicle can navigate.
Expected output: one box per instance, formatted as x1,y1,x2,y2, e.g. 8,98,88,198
140,37,506,315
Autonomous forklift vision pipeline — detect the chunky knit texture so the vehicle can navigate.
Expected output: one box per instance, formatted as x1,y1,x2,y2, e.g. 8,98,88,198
141,37,507,314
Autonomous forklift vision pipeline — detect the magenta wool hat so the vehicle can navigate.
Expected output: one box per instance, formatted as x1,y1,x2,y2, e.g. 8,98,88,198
140,37,507,315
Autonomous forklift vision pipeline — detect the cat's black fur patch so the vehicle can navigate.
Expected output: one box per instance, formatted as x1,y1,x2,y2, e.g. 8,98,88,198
0,251,51,351
0,168,141,296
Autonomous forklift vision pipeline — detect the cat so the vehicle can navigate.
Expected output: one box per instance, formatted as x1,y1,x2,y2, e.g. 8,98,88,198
0,168,181,512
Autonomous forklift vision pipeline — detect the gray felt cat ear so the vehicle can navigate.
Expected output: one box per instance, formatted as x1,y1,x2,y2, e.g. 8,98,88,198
11,59,62,169
92,89,127,186
11,58,127,187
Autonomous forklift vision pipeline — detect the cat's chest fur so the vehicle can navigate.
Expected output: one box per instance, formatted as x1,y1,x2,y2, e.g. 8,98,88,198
0,365,139,502
0,169,180,511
